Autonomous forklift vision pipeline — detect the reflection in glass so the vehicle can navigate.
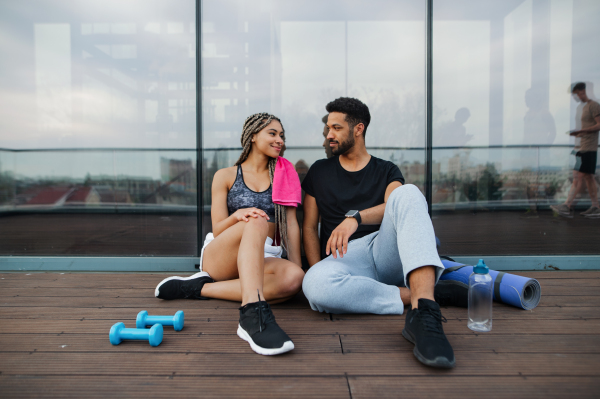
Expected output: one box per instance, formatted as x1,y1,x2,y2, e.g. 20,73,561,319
432,0,600,256
201,0,428,234
0,149,197,256
0,1,197,256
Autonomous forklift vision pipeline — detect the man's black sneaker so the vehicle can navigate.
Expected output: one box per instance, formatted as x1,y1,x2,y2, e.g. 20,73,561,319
402,298,455,369
155,271,214,300
237,298,294,356
434,280,469,308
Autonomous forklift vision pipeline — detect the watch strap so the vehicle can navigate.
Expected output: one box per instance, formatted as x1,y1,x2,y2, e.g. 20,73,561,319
347,210,361,225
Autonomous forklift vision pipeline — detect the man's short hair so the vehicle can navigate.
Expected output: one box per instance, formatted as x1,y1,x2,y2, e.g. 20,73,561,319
325,97,371,137
572,82,586,92
321,114,328,124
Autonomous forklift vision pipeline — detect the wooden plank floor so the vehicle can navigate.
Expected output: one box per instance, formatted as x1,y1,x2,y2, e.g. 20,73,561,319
1,271,599,398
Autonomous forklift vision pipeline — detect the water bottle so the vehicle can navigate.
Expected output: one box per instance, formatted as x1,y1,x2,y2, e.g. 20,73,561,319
468,259,493,332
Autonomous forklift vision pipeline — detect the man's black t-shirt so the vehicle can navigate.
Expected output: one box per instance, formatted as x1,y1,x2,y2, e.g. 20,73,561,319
302,155,405,260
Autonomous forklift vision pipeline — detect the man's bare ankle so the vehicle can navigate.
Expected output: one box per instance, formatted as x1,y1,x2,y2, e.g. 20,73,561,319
411,295,435,309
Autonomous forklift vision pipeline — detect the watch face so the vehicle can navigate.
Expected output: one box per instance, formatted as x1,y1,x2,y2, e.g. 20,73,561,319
345,210,358,217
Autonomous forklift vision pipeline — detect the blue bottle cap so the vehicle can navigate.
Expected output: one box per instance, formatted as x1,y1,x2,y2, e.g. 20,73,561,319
473,259,489,274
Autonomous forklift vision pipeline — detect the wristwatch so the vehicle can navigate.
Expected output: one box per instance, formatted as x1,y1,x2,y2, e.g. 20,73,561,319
345,210,362,225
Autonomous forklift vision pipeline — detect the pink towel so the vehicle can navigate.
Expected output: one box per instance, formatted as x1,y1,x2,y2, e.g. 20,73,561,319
272,156,302,207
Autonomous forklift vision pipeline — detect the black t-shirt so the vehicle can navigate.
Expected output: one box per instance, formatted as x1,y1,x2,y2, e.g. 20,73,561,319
302,155,405,260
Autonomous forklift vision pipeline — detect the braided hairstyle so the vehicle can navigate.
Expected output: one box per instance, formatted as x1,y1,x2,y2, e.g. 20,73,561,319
234,112,288,250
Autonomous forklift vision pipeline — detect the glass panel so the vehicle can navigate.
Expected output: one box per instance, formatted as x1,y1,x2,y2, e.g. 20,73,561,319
201,0,427,236
0,0,197,256
432,0,600,256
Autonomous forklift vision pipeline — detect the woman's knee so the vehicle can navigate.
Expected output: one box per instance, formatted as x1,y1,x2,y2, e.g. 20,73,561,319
244,215,269,235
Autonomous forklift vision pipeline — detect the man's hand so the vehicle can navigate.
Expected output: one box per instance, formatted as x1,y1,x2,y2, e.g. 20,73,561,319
326,217,359,259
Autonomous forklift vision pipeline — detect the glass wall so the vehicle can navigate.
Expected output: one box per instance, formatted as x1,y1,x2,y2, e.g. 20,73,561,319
201,0,427,237
432,0,600,255
0,0,197,255
2,0,598,261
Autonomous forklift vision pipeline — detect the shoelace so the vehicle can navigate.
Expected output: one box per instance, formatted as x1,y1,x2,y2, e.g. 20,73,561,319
417,307,447,335
255,290,275,333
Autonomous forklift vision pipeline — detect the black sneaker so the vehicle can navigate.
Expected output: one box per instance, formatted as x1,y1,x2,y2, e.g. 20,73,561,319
237,297,294,356
155,271,214,300
402,298,455,369
434,280,469,308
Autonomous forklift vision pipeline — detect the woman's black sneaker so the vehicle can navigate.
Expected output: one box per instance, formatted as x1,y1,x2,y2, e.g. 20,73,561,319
155,271,214,300
237,298,294,356
402,298,455,369
434,280,469,308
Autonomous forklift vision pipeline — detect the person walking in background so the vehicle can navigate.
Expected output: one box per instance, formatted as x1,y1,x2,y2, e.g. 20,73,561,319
552,82,600,218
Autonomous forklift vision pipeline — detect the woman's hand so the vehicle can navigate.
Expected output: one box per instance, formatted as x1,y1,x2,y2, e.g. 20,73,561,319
233,207,270,222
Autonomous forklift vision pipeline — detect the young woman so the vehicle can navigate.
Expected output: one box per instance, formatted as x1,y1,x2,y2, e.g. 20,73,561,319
155,113,304,356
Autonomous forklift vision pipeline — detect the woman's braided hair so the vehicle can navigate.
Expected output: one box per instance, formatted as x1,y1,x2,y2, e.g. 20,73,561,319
234,112,288,249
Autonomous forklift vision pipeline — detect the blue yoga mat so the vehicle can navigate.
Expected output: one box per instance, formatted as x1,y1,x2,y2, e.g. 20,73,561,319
440,259,542,310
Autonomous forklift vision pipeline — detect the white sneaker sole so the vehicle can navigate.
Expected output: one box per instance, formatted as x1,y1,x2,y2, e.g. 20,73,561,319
237,325,294,356
154,271,211,298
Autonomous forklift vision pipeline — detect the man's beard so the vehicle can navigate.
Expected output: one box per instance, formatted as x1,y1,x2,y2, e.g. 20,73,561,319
331,134,355,156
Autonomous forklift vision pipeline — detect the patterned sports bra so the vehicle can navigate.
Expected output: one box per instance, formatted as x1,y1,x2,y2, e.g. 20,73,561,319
227,165,276,223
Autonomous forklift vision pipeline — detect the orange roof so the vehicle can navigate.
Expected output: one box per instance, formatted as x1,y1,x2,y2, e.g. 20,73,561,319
65,187,92,203
26,187,72,205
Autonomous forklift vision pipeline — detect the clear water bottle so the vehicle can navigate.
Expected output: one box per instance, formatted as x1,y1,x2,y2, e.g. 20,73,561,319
468,259,493,332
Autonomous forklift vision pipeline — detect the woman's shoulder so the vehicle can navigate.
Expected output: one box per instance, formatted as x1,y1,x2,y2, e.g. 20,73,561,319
213,166,238,188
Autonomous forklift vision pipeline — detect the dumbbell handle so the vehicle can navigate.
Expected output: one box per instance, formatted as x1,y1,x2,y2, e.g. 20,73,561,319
120,327,154,340
137,310,184,331
145,315,175,325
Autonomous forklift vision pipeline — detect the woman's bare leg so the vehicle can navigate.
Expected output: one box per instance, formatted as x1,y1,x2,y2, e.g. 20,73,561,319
201,220,249,281
201,258,304,302
202,219,304,304
236,217,269,305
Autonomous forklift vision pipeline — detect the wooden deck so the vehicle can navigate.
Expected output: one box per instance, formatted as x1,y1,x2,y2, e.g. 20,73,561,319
1,271,599,398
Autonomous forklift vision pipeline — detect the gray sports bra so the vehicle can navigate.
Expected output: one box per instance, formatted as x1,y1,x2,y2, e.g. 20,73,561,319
227,165,276,223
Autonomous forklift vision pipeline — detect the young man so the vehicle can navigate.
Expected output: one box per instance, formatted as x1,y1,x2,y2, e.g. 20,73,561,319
551,82,600,218
301,97,466,369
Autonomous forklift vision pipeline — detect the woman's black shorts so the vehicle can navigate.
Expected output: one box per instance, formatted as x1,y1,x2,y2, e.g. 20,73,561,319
574,151,598,174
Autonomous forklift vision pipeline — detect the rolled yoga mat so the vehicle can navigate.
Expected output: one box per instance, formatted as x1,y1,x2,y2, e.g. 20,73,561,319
440,259,542,310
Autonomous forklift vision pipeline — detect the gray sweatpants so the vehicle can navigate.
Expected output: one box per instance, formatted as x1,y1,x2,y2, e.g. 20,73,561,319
302,184,444,315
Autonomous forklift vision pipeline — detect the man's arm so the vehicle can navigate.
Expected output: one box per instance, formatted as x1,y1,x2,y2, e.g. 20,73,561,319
570,116,600,135
302,193,322,267
326,181,402,259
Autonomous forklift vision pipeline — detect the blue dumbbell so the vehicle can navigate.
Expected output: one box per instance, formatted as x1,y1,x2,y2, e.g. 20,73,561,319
109,322,163,346
136,310,185,331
